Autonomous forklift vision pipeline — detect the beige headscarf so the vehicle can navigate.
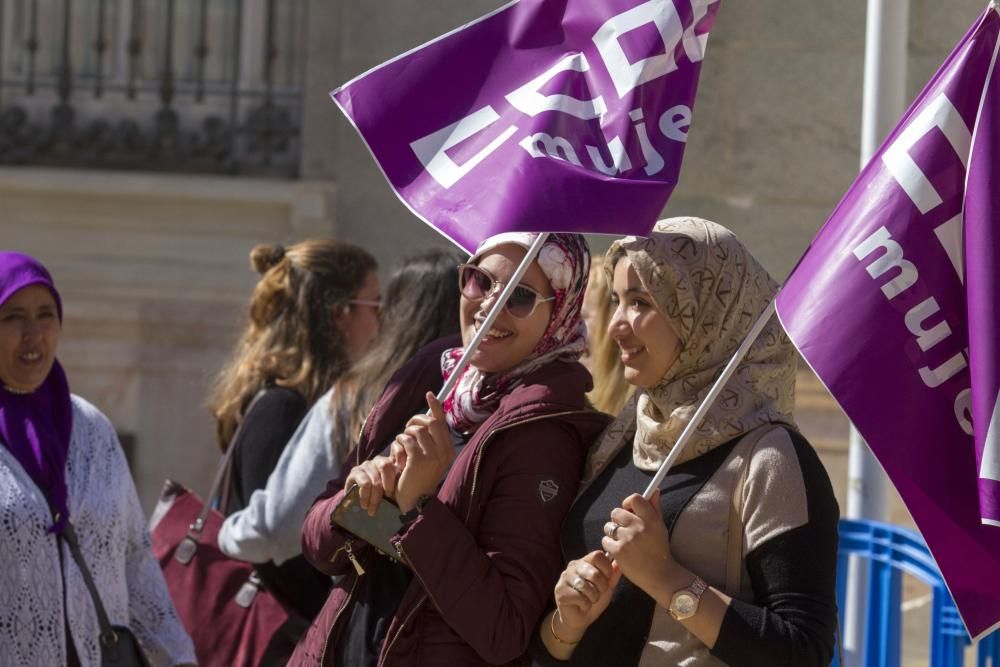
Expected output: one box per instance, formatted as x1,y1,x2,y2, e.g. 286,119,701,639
584,217,797,483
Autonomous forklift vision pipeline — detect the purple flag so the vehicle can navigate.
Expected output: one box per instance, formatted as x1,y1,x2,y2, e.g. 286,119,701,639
776,5,1000,640
332,0,720,252
967,6,1000,533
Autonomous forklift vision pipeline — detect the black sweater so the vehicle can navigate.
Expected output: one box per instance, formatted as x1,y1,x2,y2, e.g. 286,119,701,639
224,386,332,621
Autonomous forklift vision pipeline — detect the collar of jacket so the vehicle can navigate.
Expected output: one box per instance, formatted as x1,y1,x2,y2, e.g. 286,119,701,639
355,335,597,465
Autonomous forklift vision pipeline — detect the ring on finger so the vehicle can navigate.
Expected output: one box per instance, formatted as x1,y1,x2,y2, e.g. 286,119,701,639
606,522,621,540
570,576,587,593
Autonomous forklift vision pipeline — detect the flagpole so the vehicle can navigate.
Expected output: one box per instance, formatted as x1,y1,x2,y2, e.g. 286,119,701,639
434,233,550,404
847,0,907,550
842,2,909,664
641,301,776,499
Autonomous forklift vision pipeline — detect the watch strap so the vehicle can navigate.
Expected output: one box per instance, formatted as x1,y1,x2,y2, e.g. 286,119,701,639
668,575,708,620
398,494,431,525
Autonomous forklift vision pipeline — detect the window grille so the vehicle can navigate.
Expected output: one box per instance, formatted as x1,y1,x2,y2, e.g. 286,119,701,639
0,0,304,176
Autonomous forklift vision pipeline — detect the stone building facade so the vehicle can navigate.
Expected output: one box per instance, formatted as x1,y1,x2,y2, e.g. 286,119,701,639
0,0,986,508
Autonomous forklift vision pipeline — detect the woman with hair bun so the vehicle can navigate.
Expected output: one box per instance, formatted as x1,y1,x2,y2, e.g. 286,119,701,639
218,247,465,572
207,238,379,661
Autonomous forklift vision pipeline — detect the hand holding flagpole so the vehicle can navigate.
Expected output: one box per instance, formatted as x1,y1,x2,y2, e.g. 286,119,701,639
394,234,549,476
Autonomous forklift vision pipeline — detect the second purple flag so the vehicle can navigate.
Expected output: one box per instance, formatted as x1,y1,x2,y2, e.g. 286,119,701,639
777,5,1000,640
332,0,720,252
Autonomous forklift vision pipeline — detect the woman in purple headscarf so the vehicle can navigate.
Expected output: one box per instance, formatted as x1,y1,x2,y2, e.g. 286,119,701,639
0,252,195,667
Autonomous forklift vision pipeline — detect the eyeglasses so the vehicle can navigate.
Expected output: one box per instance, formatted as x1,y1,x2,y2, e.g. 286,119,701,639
457,263,555,319
346,298,381,313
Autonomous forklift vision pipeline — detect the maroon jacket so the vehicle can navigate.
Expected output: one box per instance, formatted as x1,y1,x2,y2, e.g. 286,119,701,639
290,337,610,667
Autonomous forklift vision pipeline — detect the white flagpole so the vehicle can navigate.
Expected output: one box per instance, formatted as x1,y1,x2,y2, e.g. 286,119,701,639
641,301,776,499
843,2,909,664
434,233,550,404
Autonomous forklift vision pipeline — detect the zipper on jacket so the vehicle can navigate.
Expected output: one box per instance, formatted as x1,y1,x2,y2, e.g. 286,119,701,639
320,558,364,667
355,402,381,466
329,537,366,576
343,539,365,576
395,540,448,630
377,593,427,667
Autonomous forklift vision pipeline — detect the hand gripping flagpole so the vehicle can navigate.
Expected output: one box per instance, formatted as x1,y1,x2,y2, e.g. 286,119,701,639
641,300,777,500
433,233,551,405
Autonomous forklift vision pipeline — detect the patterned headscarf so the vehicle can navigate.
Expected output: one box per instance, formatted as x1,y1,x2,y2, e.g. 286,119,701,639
441,233,590,434
0,252,73,533
584,218,797,482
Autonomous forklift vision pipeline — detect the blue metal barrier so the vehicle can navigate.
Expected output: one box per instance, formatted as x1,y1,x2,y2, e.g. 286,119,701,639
978,631,998,667
834,518,998,667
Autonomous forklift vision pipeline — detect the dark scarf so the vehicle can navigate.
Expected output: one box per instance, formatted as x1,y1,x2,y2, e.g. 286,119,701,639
0,252,73,533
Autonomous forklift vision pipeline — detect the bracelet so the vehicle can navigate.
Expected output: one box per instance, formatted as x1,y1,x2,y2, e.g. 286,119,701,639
549,610,580,646
398,494,432,525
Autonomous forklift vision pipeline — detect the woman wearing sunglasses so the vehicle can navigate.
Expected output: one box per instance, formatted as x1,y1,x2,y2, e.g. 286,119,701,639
290,233,610,667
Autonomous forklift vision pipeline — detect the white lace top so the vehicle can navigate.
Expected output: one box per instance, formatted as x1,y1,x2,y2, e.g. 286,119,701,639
0,395,196,667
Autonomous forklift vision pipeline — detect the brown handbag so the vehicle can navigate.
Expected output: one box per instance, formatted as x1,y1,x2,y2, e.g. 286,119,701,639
149,393,305,666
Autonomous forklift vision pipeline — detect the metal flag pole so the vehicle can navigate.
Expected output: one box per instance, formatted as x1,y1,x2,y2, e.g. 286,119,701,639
641,300,776,499
842,2,908,664
434,233,551,404
848,0,907,526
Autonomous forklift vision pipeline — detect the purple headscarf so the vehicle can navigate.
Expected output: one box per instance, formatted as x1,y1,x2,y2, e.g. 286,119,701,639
0,252,73,533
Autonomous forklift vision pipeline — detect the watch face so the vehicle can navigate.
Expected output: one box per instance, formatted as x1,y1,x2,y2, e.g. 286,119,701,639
673,592,697,617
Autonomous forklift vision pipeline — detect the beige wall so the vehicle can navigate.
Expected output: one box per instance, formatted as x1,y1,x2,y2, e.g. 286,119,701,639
1,167,336,508
300,0,507,263
663,2,868,278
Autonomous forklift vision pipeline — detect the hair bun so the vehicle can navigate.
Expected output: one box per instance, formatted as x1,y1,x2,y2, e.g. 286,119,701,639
250,244,287,274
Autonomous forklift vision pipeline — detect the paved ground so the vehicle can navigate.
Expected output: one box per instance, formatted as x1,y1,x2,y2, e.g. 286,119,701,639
794,367,987,665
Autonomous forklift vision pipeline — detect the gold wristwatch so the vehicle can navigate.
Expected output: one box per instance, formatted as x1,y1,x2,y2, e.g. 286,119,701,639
668,575,709,621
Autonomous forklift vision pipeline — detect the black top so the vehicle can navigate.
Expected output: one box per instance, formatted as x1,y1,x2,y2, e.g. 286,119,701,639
223,386,332,622
533,427,839,667
538,437,740,667
335,430,472,667
334,553,413,667
711,429,839,667
225,386,309,515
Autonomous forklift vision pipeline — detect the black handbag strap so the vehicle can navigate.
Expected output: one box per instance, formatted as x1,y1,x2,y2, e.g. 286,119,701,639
62,522,119,647
190,390,266,536
170,390,271,614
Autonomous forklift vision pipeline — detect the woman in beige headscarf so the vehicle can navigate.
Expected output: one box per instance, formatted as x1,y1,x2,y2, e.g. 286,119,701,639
533,218,839,667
